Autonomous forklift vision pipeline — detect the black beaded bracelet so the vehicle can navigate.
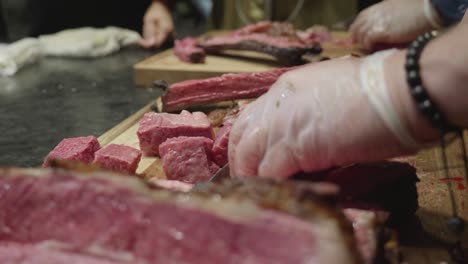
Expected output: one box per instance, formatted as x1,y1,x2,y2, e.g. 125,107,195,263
407,32,467,262
405,31,460,133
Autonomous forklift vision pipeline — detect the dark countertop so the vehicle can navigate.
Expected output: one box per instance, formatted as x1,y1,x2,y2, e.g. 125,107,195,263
0,47,163,167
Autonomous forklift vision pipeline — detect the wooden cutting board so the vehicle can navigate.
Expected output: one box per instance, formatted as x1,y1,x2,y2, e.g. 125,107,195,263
133,31,362,86
98,99,468,263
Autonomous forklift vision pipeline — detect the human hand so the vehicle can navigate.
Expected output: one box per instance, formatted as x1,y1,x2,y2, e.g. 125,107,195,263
229,53,423,179
139,0,174,49
350,0,442,50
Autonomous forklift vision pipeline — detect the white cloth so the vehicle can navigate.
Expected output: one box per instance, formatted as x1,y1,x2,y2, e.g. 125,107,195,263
0,38,42,77
39,27,141,58
0,27,141,76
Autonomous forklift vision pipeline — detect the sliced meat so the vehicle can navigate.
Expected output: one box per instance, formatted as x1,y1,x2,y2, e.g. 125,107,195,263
0,168,360,264
199,34,321,66
162,67,295,112
137,110,213,156
43,136,101,167
159,136,219,183
212,122,233,167
93,144,142,174
174,37,206,63
148,178,194,192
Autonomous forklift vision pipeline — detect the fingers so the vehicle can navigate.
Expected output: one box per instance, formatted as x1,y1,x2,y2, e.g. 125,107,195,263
258,140,300,179
140,18,173,49
229,97,271,178
228,115,249,177
349,14,366,39
138,38,156,49
230,126,268,177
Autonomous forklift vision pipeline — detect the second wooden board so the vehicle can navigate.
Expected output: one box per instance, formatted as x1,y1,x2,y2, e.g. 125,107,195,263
134,31,361,86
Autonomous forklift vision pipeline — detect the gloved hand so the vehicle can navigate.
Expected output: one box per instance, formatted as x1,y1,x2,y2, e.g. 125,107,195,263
139,0,174,49
350,0,442,50
229,52,426,179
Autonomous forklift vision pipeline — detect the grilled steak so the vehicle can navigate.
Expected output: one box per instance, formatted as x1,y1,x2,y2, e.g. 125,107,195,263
230,21,274,36
199,34,322,66
161,67,295,112
0,168,360,264
159,136,219,183
137,110,214,156
174,37,206,63
93,144,142,174
43,136,101,167
174,21,322,65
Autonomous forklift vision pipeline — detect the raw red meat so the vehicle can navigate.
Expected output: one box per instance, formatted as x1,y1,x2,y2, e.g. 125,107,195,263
212,122,233,167
0,168,360,263
43,136,100,167
174,37,206,63
162,67,296,112
93,144,142,174
159,136,219,183
137,110,213,156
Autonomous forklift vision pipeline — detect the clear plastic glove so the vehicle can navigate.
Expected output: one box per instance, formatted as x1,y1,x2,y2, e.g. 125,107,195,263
228,54,421,179
139,1,174,49
350,0,442,50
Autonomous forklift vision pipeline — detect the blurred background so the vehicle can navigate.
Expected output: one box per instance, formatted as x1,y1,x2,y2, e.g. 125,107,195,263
0,0,381,43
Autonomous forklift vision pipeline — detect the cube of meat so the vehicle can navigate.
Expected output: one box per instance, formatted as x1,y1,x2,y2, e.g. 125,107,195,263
159,136,219,184
137,110,214,156
93,144,142,174
43,136,100,167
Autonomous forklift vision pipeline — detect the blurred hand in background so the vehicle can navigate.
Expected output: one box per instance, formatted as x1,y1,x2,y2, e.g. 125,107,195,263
139,0,175,49
350,0,442,50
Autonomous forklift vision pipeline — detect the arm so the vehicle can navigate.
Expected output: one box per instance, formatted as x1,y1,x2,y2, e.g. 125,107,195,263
386,19,468,144
229,20,468,178
139,0,174,49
